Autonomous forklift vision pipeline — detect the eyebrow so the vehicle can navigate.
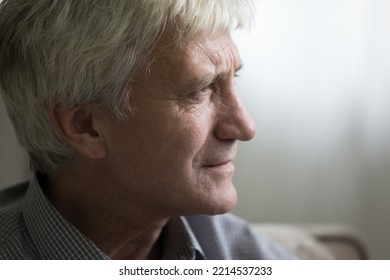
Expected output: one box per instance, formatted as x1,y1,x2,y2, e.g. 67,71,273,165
234,64,243,77
189,63,243,92
194,63,243,88
235,64,243,73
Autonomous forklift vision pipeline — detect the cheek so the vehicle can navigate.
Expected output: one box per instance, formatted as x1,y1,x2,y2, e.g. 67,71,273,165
143,112,213,191
106,105,213,183
159,116,208,170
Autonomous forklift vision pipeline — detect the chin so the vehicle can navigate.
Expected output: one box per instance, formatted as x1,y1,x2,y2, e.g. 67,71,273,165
201,185,238,215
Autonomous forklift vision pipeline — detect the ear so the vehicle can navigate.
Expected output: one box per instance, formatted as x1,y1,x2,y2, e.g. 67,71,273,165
48,104,107,159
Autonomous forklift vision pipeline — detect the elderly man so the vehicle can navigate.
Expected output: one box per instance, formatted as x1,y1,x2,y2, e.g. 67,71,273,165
0,0,295,260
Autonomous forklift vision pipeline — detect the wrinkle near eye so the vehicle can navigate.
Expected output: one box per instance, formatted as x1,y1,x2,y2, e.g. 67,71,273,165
139,32,241,114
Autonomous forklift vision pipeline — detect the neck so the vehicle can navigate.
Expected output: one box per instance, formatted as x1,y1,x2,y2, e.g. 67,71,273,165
43,161,170,260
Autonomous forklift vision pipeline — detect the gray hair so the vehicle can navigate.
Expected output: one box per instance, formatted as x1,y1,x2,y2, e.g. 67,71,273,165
0,0,253,173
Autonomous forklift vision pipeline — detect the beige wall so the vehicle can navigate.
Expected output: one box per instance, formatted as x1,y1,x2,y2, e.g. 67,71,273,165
231,0,390,259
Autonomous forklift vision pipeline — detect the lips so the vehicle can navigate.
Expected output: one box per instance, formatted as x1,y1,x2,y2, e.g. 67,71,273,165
200,146,237,170
201,160,235,174
203,160,232,168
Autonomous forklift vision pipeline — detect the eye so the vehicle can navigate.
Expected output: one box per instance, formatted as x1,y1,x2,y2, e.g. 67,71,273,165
185,74,222,103
187,86,213,102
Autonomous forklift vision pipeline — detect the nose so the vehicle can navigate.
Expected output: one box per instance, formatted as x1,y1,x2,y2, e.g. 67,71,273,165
214,93,256,141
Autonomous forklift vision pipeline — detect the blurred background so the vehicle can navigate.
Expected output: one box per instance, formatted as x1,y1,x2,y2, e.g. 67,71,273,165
1,0,389,259
231,0,390,259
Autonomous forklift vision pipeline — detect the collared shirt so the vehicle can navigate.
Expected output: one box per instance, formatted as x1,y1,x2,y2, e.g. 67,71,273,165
0,174,296,260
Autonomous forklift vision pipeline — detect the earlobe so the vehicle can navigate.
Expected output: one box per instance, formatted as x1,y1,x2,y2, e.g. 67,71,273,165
48,104,107,159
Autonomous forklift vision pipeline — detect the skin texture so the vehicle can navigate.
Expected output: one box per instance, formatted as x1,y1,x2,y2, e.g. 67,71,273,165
47,31,256,259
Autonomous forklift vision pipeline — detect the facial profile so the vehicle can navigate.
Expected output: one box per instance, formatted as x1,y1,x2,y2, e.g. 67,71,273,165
94,30,256,217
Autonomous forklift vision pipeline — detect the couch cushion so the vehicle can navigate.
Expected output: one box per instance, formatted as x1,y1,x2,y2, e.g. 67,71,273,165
251,224,368,259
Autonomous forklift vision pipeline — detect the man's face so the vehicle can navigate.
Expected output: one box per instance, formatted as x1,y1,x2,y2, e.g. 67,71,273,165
100,31,256,217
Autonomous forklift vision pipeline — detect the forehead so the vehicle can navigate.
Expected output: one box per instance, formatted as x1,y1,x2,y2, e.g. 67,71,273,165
152,31,241,81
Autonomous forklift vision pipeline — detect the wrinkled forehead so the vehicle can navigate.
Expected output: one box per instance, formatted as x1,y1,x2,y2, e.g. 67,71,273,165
130,28,243,95
153,30,241,75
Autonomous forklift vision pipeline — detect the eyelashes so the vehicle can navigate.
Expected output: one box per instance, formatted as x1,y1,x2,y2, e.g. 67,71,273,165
187,86,213,103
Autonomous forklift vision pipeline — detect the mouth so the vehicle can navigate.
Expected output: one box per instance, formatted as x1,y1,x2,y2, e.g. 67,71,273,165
203,160,235,172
